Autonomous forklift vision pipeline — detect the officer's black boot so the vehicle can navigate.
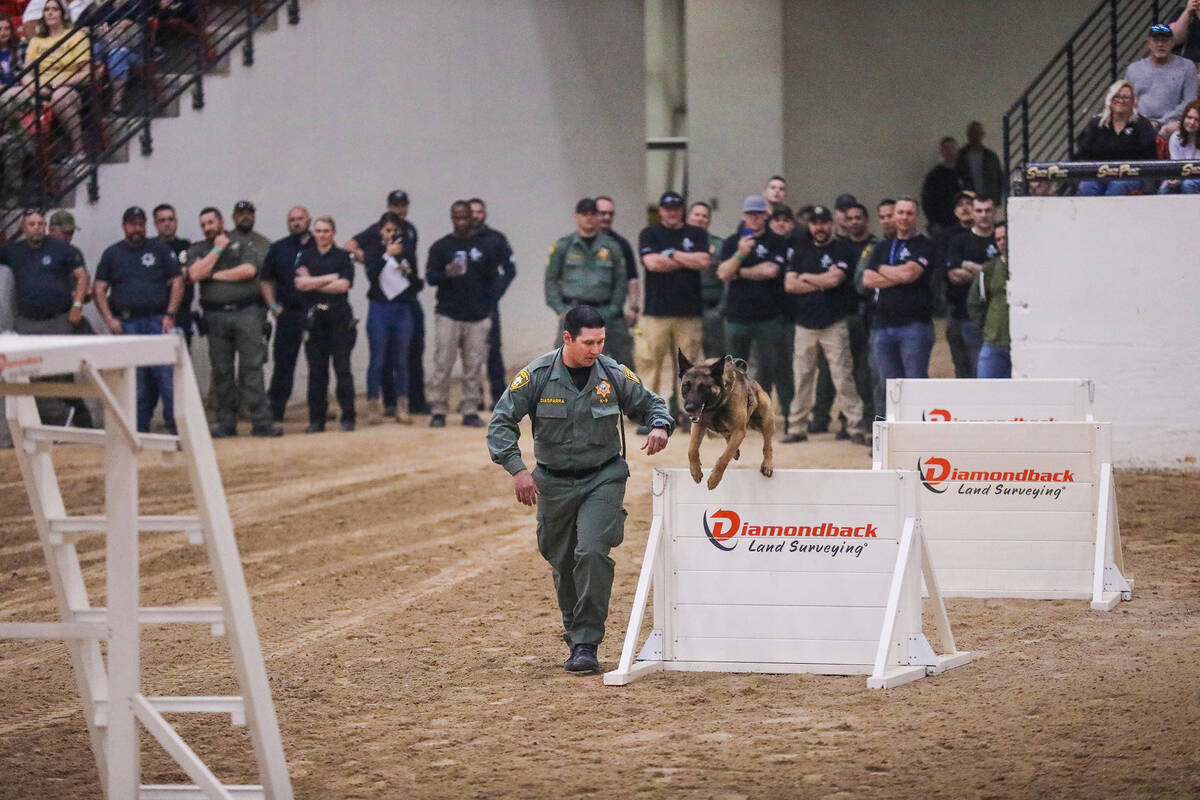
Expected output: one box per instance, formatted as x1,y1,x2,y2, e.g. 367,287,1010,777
564,643,599,673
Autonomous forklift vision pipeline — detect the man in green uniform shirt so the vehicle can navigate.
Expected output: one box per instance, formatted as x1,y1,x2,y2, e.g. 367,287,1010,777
487,305,673,673
544,198,629,363
188,206,281,438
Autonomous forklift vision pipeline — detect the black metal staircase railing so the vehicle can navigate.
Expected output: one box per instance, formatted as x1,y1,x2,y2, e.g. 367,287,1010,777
1002,0,1175,180
0,0,300,239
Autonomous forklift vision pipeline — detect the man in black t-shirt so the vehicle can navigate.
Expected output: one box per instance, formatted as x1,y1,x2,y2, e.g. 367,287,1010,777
151,203,195,347
862,197,936,382
636,191,711,416
260,206,313,422
945,196,998,380
426,200,511,429
93,207,184,433
716,194,792,430
784,206,867,445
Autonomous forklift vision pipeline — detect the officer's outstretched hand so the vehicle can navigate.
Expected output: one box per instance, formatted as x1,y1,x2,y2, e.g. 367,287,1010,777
642,428,669,456
513,470,539,506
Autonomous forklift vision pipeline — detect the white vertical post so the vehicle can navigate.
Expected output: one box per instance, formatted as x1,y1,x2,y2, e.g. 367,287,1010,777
104,365,140,798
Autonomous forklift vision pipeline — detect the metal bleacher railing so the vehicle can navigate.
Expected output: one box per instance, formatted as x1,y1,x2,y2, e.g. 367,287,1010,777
0,0,299,239
1001,0,1174,181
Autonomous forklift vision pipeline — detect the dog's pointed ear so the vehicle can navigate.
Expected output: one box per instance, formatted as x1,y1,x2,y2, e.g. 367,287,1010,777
677,349,692,378
711,357,726,381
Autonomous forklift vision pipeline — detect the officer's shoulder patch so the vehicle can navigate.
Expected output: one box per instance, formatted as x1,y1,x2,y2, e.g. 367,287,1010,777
510,369,531,391
622,365,641,384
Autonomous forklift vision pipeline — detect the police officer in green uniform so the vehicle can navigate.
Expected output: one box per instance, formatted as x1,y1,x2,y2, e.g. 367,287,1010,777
188,205,280,438
544,198,630,365
487,305,673,673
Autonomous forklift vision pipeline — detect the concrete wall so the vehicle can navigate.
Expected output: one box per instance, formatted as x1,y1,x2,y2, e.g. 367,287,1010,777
1008,196,1200,470
780,0,1096,221
58,0,646,388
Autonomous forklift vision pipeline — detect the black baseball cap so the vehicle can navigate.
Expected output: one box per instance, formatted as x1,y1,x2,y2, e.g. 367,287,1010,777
575,197,598,214
122,206,147,223
809,205,833,222
233,200,255,213
1149,23,1172,37
954,189,978,204
833,193,858,210
659,191,684,207
387,190,410,206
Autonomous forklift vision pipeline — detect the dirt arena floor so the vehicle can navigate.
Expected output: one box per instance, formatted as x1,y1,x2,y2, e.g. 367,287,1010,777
2,341,1199,799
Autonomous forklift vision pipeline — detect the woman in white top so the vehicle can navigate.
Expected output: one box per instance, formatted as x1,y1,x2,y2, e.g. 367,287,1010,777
1159,100,1200,194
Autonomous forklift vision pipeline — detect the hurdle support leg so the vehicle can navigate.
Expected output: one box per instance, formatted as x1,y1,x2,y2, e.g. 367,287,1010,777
1091,463,1132,611
604,516,665,686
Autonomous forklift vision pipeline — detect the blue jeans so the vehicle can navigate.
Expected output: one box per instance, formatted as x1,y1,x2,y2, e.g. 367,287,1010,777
870,321,934,382
123,315,174,433
1158,179,1200,194
977,344,1012,378
1078,179,1140,196
366,300,415,400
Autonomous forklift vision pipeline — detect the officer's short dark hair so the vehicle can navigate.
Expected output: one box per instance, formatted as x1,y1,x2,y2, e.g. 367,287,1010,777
564,306,605,339
878,198,896,209
153,203,175,217
378,211,403,228
199,206,222,221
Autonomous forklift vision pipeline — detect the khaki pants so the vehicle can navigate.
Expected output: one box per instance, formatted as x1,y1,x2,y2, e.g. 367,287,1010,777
430,313,491,415
634,314,701,407
789,319,863,432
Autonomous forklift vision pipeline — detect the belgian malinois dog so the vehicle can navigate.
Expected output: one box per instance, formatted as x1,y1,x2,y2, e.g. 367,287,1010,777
677,350,774,490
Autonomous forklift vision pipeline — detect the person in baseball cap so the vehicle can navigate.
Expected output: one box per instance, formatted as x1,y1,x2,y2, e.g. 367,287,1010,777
48,210,78,235
742,194,768,213
808,204,833,221
658,190,684,207
387,190,410,208
122,206,147,223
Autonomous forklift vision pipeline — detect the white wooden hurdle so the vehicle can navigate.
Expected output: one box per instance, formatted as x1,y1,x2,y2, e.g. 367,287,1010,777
885,378,1094,422
873,420,1131,611
0,333,293,800
604,468,974,689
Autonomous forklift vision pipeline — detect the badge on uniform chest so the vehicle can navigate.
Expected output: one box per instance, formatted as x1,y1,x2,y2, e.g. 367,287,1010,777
596,380,612,403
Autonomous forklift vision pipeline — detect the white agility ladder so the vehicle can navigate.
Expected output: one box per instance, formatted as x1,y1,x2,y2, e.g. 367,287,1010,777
605,468,974,689
0,333,293,800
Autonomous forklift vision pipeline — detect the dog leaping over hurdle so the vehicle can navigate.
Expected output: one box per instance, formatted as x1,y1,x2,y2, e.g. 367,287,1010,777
677,350,774,490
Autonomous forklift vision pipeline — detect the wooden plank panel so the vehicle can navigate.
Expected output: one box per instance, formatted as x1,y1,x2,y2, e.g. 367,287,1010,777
888,378,1091,422
672,636,878,666
672,604,885,641
936,568,1093,595
663,468,907,508
884,421,1103,452
926,539,1095,572
673,571,891,608
669,532,898,573
921,511,1095,542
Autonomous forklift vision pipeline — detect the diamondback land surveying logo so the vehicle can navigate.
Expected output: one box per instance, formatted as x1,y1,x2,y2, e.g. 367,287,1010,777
921,407,1056,422
918,456,1076,499
702,508,877,556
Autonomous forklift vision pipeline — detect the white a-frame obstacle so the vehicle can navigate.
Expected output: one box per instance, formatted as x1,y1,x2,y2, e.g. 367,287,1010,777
0,334,293,800
604,468,974,689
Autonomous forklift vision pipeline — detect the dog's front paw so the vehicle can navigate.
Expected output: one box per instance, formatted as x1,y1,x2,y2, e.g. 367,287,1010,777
690,463,703,483
760,463,773,478
706,471,724,490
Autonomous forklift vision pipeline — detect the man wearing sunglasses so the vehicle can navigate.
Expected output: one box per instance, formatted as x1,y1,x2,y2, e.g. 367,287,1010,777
1125,23,1200,136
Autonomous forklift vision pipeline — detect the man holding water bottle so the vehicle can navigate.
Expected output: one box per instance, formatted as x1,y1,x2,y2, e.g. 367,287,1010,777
425,200,508,429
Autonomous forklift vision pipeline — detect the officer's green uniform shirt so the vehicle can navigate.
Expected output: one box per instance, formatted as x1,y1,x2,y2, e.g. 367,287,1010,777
187,231,268,306
544,232,627,320
488,351,673,475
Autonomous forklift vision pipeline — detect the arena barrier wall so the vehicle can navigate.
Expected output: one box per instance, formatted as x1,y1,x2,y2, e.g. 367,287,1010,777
873,421,1131,611
604,468,975,689
884,378,1095,424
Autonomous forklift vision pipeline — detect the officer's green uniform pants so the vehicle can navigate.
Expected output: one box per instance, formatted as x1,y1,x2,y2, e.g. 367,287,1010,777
206,306,272,429
533,459,628,647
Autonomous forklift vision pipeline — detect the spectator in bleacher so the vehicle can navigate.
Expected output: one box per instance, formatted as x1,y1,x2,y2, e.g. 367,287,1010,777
945,195,998,380
24,0,89,162
426,200,507,429
784,205,866,446
0,16,25,87
188,206,280,438
955,122,1004,202
763,175,787,213
934,189,975,376
345,190,427,417
362,211,421,426
260,206,312,423
468,197,516,406
765,203,797,426
1125,23,1200,137
968,221,1010,379
544,197,627,355
231,199,270,252
150,203,194,346
1160,100,1200,194
21,0,92,39
854,199,897,419
715,195,791,431
92,206,182,432
921,137,967,233
1077,79,1159,196
595,195,638,367
296,215,356,433
1169,0,1200,61
685,200,724,361
837,202,877,422
77,0,147,116
832,194,858,240
861,197,935,382
793,204,814,246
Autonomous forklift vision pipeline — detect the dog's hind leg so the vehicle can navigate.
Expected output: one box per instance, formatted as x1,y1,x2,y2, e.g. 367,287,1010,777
707,428,748,490
688,422,705,483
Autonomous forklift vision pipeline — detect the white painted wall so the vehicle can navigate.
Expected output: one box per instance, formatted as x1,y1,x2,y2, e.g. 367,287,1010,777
1008,196,1200,470
58,0,645,389
781,0,1097,219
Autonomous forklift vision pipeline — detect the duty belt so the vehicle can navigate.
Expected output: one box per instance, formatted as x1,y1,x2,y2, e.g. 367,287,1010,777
537,454,620,480
201,297,259,312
